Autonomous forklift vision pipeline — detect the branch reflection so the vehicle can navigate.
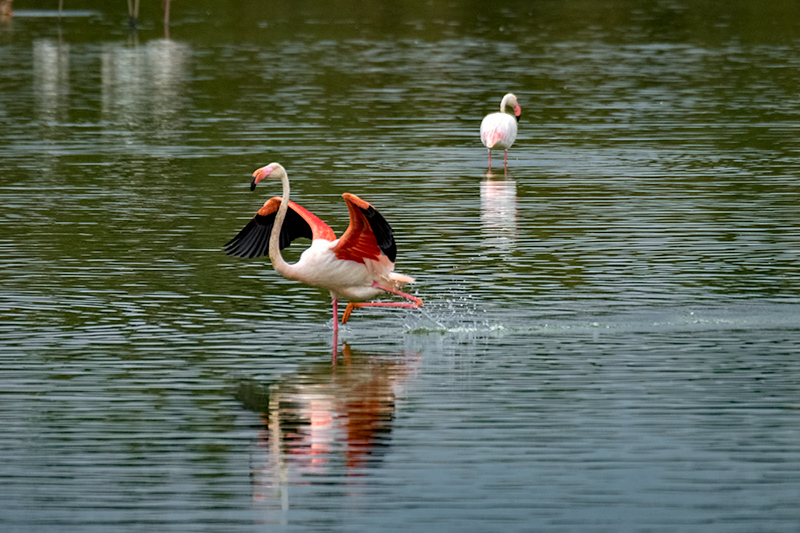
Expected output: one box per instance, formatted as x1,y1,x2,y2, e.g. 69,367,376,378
101,39,190,141
33,38,69,126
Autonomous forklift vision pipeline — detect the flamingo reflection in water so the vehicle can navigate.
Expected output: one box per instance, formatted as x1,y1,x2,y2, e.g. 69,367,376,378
480,170,518,253
236,344,421,521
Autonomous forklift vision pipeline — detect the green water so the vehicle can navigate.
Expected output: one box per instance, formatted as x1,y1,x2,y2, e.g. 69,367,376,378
2,1,800,530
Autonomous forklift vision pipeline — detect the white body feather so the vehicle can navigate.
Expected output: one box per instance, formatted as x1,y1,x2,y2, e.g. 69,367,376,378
289,239,408,302
480,112,518,151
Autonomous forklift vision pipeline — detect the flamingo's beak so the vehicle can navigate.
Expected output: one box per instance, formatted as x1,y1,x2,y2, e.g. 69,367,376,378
514,104,522,123
250,165,273,191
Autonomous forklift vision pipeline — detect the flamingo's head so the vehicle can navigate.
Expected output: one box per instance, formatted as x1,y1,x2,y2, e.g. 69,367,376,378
250,162,287,191
501,93,521,123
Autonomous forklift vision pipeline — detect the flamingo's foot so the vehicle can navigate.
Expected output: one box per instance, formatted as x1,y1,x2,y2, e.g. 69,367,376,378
407,296,424,308
342,302,356,324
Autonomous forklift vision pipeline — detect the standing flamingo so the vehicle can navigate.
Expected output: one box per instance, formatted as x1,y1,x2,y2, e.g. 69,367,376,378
480,93,521,168
224,163,422,341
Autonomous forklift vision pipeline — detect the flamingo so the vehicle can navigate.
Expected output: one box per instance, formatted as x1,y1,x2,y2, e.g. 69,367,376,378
480,93,521,167
0,0,12,18
224,163,423,341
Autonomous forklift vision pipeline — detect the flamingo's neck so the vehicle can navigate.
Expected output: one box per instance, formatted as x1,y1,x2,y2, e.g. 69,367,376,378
268,171,299,280
500,94,512,114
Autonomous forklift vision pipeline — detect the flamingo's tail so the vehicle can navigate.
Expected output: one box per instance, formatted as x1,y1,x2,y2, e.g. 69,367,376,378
389,272,415,287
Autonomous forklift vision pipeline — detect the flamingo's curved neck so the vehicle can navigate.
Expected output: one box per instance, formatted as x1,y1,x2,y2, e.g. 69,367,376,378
268,171,300,280
500,94,513,114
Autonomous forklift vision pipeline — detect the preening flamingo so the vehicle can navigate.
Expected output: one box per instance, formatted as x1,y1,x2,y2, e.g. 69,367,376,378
480,93,521,167
224,163,422,339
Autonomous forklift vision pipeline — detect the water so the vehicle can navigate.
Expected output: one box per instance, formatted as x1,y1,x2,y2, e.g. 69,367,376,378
2,1,800,530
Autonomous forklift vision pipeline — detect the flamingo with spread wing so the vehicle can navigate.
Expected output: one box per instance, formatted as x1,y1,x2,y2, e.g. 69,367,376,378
224,163,422,339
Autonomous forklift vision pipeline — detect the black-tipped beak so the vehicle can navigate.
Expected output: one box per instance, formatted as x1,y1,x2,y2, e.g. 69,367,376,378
250,164,274,190
515,113,521,123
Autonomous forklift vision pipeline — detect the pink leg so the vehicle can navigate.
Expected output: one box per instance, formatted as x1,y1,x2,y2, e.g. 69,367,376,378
342,283,423,324
332,299,339,364
371,282,423,305
342,301,422,324
488,150,492,167
348,302,421,309
504,149,508,166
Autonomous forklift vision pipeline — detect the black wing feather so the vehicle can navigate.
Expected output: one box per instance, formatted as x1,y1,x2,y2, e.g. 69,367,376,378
224,207,314,259
360,205,397,263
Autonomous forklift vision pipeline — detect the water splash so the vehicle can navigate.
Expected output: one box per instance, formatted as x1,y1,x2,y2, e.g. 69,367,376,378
404,292,505,336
